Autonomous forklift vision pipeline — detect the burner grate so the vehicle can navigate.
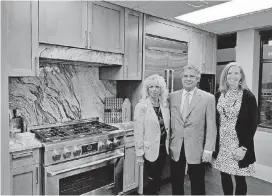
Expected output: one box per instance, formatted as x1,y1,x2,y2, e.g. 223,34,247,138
31,120,119,143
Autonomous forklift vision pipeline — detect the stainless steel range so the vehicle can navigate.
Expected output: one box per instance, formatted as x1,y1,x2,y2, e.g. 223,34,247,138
29,118,125,195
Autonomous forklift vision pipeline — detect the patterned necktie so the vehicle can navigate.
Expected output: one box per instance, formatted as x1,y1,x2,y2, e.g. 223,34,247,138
182,93,190,120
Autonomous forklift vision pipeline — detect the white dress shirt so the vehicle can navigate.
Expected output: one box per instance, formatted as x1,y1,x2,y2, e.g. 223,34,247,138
180,88,196,113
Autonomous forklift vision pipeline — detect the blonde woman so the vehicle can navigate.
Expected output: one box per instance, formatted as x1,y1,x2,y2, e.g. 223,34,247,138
212,62,258,195
134,74,170,195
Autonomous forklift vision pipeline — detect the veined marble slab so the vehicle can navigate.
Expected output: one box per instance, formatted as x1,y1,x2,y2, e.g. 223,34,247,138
39,44,123,66
9,137,42,153
9,63,116,126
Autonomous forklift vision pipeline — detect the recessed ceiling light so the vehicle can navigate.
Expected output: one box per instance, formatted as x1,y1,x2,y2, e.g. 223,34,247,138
175,0,272,25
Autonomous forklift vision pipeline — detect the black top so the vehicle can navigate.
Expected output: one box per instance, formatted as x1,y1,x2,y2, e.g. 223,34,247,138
153,106,167,145
213,89,258,168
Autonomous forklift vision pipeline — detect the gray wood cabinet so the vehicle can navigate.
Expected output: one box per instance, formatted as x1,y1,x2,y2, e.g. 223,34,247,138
203,33,217,74
88,1,124,53
146,15,189,42
10,149,41,195
188,29,217,74
188,29,204,71
39,1,124,53
39,1,88,48
99,9,143,80
123,136,139,193
3,1,39,76
124,9,143,80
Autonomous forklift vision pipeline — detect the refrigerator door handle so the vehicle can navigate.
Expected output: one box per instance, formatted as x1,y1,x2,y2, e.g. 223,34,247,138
165,69,170,92
170,69,174,93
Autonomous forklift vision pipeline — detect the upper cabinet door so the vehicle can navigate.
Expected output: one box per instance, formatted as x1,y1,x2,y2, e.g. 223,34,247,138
88,2,124,53
39,1,88,48
4,1,39,76
124,9,143,80
188,29,204,71
146,16,189,42
203,33,217,74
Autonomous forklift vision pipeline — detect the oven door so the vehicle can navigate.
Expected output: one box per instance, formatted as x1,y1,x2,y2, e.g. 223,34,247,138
44,149,124,195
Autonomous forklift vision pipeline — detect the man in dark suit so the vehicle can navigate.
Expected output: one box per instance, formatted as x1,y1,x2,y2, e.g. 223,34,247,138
169,65,217,195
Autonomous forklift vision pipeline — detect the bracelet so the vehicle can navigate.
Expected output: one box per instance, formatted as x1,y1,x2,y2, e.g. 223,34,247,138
241,146,247,151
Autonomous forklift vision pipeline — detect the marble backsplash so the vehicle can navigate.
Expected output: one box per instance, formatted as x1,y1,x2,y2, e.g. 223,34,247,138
9,63,116,127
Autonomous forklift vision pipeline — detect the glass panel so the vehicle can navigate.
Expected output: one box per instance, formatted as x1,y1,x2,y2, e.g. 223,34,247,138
262,35,272,60
59,164,114,195
259,62,272,128
263,44,272,60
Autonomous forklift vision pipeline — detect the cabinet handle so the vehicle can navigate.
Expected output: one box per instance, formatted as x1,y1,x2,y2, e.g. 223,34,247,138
126,62,129,78
36,166,39,184
88,31,91,48
85,30,88,48
35,57,39,76
12,151,33,159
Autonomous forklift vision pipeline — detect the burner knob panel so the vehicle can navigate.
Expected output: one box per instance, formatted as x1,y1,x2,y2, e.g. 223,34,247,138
73,146,81,157
98,141,106,151
106,140,114,150
63,148,71,159
52,150,61,161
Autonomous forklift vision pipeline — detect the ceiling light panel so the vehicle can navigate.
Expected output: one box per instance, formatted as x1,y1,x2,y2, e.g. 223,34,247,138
176,0,272,25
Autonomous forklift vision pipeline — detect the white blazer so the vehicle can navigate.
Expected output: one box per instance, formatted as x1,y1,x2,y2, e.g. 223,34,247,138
134,97,170,162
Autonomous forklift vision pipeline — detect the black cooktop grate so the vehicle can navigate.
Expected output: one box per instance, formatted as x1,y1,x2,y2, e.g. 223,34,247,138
30,121,118,143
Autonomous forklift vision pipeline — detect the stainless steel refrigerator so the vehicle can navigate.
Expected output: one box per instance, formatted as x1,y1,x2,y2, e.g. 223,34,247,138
144,34,188,93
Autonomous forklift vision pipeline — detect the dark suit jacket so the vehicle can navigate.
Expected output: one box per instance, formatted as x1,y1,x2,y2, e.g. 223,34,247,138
213,89,258,168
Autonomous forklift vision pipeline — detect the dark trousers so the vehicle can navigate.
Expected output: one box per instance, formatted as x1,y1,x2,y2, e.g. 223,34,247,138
144,145,167,195
220,172,247,195
171,143,206,195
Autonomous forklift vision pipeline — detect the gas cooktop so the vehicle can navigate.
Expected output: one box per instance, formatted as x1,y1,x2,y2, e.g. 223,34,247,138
30,120,119,143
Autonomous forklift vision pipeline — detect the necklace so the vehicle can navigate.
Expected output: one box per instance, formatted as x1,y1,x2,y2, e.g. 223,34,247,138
149,98,159,106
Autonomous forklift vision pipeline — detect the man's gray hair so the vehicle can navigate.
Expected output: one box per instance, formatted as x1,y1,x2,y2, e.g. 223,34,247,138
180,65,201,79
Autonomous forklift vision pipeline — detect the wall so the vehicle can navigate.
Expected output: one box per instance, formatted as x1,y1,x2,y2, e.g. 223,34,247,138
254,129,272,183
236,29,260,100
1,1,11,194
9,63,116,127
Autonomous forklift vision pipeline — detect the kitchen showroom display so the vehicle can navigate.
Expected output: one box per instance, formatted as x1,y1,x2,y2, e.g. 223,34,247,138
29,118,125,195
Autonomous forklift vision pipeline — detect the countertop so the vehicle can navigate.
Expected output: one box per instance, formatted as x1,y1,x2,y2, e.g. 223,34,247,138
9,121,134,153
109,121,134,136
9,137,42,153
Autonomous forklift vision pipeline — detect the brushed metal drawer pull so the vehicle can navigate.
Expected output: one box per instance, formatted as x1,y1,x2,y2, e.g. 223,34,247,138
88,31,92,48
12,151,33,159
36,166,39,184
85,30,88,48
47,152,124,177
35,57,39,76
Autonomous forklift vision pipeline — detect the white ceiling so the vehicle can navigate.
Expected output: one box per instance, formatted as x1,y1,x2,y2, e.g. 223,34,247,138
109,1,272,35
199,8,272,34
110,1,226,19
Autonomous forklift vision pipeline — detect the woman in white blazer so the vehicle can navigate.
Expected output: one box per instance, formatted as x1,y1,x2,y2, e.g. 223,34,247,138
134,74,170,195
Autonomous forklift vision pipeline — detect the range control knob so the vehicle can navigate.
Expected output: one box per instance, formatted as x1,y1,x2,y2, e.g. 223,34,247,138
98,141,106,151
106,140,114,150
73,146,81,157
52,150,61,161
113,138,121,147
63,148,71,159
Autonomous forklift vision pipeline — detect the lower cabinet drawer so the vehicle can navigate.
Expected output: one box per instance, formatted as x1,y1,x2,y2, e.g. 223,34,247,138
11,149,39,168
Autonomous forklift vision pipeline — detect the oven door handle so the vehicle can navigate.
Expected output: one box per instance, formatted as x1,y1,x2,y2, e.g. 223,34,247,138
47,151,124,177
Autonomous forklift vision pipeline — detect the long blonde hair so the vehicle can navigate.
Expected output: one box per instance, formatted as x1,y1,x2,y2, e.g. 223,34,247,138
140,74,168,107
219,62,248,93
